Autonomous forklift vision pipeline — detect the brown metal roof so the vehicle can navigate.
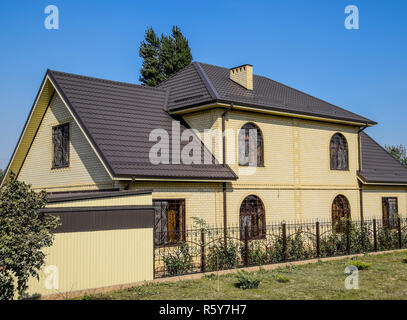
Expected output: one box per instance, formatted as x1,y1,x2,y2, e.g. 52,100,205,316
48,70,237,181
160,62,376,125
359,132,407,184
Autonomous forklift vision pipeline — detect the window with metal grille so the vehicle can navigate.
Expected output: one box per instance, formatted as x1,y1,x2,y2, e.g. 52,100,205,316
382,197,398,229
238,123,264,167
330,133,349,170
332,195,351,232
239,195,266,240
153,199,185,246
52,123,70,169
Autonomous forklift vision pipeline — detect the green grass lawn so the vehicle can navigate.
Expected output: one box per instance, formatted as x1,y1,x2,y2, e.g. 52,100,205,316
82,251,407,300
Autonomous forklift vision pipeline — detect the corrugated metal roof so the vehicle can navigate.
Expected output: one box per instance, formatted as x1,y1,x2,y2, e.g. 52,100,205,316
160,62,376,125
48,70,237,181
359,132,407,184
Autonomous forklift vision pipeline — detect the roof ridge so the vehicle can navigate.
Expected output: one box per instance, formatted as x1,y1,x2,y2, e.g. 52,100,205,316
48,69,165,92
189,62,375,124
361,132,407,171
192,62,219,100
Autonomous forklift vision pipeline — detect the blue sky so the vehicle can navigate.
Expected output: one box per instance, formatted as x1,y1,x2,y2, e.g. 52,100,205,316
0,0,406,169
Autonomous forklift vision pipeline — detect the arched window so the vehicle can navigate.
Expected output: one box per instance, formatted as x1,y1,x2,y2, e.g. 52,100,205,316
330,133,348,170
238,123,264,167
332,195,351,232
239,195,266,240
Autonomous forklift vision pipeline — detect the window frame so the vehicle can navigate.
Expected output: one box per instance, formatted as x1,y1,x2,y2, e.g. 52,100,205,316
153,199,186,246
238,122,264,167
51,122,70,170
329,133,349,171
382,197,398,229
239,195,266,240
331,194,351,233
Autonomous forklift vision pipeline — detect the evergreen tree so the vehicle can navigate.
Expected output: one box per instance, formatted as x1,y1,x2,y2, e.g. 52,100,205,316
139,27,163,87
139,26,192,86
160,26,193,79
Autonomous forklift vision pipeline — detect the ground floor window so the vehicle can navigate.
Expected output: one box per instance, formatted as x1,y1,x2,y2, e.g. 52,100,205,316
332,195,351,232
239,195,266,240
382,197,398,229
153,199,185,245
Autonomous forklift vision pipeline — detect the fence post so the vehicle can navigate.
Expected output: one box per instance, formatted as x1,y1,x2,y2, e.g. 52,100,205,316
346,219,351,255
373,219,378,251
244,226,249,267
282,223,287,261
201,230,205,273
397,217,402,249
316,221,320,257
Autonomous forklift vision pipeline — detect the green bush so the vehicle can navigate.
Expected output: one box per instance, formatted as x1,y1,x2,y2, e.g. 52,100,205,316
162,242,193,276
206,240,238,271
235,270,262,289
349,260,371,270
275,275,290,283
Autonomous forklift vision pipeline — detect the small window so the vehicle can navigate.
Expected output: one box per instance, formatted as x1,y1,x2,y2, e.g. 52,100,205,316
382,197,398,229
238,123,264,167
52,123,70,169
239,195,266,240
330,133,348,170
332,195,351,232
153,199,185,245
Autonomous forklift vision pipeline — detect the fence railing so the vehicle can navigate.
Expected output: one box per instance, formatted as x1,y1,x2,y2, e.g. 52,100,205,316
153,217,407,278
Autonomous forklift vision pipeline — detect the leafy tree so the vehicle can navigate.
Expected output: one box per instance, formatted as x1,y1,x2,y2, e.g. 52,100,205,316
139,26,192,86
139,27,164,87
385,144,407,167
0,173,60,300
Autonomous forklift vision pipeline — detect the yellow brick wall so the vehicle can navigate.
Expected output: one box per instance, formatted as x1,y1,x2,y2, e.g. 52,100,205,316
18,94,114,192
362,185,407,219
123,181,224,228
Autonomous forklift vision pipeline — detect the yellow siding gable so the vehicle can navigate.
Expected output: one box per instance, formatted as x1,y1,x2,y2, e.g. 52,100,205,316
18,93,113,192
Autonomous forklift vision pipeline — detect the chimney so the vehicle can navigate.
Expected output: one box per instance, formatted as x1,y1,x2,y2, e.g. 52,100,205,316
229,64,253,90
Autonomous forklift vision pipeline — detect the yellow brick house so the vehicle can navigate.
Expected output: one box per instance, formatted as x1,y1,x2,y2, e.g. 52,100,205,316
3,61,407,247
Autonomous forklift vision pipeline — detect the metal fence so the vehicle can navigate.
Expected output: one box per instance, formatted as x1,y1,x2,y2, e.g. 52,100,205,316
153,217,407,278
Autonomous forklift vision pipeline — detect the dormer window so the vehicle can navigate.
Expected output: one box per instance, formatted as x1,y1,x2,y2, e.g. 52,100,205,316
52,123,70,169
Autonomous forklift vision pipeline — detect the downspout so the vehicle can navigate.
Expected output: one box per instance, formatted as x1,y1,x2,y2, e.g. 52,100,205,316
222,104,233,245
358,124,368,222
124,176,137,190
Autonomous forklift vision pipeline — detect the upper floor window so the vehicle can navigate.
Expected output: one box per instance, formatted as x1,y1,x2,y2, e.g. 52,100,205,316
239,195,266,240
330,133,348,170
238,123,264,167
52,123,70,169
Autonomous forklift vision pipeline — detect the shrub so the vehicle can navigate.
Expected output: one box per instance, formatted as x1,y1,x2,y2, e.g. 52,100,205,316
0,173,60,300
349,260,371,270
235,270,262,289
275,275,290,283
162,242,193,276
206,240,238,271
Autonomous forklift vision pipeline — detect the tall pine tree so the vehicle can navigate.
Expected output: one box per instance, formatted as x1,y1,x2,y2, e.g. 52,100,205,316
139,26,192,86
139,27,163,86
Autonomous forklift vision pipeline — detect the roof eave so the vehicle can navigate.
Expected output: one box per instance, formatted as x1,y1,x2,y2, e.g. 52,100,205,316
169,100,377,127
